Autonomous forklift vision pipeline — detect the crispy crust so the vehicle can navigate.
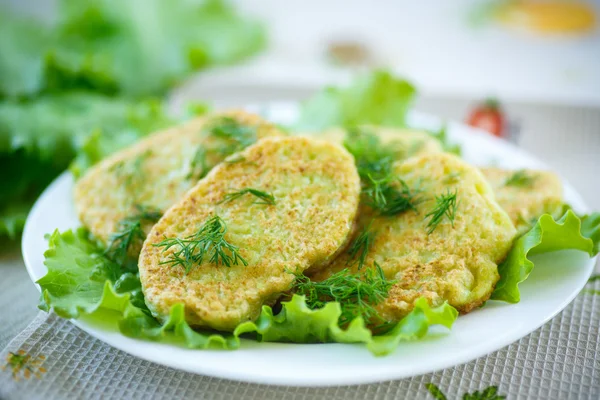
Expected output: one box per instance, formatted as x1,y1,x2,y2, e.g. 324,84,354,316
139,136,361,331
311,153,517,323
73,111,283,244
481,167,564,234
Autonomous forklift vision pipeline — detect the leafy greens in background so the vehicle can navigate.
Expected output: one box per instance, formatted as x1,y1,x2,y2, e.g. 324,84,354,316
294,69,460,154
0,0,265,239
0,94,173,238
295,70,416,131
38,229,457,356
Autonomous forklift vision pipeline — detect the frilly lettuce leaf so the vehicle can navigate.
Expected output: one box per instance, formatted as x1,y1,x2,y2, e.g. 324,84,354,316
39,229,457,356
295,70,416,131
492,210,599,303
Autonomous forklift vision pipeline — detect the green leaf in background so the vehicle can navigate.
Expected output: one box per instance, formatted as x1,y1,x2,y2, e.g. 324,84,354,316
491,211,599,303
39,229,457,356
0,93,173,239
49,0,265,97
0,10,51,99
295,70,417,131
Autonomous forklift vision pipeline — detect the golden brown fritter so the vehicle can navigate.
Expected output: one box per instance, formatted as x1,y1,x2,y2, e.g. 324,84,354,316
74,111,283,245
139,136,361,331
482,168,564,234
311,152,517,323
302,126,443,160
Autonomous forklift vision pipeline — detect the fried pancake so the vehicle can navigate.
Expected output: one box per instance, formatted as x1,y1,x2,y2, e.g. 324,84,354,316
311,152,517,323
482,168,564,234
303,126,443,161
139,136,361,331
74,111,283,245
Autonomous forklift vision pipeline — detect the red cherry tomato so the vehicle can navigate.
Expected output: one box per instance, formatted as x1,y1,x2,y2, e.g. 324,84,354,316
467,99,506,138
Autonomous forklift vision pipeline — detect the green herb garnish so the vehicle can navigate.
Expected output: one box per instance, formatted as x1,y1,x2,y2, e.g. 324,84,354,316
347,222,376,270
425,189,458,234
290,263,395,326
425,383,448,400
154,215,247,273
343,128,419,216
186,146,208,181
363,174,419,216
504,170,536,187
209,117,257,153
343,127,395,181
219,188,275,205
105,205,162,270
425,384,505,400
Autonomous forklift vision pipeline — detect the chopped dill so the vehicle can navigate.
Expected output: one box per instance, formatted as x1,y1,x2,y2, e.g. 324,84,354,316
343,127,419,216
425,189,458,234
362,174,419,216
186,146,208,181
208,117,257,153
343,127,395,181
290,262,395,326
218,188,276,205
105,205,162,270
154,215,247,273
504,170,536,187
347,221,376,270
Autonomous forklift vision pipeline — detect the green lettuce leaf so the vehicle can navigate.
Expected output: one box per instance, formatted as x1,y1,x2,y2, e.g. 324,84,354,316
39,229,457,356
0,10,51,99
48,0,265,97
492,211,599,303
0,94,172,238
1,1,265,98
295,70,416,131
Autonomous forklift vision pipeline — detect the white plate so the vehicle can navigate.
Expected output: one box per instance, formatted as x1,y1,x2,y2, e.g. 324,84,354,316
22,104,596,387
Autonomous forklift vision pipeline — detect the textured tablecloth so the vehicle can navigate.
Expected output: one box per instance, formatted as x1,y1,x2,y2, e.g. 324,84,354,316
1,99,599,399
1,276,598,400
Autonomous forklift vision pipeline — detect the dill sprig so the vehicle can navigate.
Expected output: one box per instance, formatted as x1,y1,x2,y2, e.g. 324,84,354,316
425,189,458,234
154,215,247,273
343,127,395,181
362,174,419,216
290,263,395,326
343,128,419,216
218,188,276,205
209,117,257,153
504,169,536,187
105,205,162,270
186,146,208,181
347,222,376,270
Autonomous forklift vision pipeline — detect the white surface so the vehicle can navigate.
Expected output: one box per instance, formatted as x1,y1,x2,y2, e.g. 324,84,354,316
216,0,600,106
22,105,596,387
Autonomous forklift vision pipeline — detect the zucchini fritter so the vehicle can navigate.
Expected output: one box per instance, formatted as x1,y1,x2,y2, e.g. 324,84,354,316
304,126,443,161
482,168,564,234
139,136,361,331
311,153,517,323
74,111,283,245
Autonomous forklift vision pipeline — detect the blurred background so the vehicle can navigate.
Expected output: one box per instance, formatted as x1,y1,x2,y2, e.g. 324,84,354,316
1,0,599,344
